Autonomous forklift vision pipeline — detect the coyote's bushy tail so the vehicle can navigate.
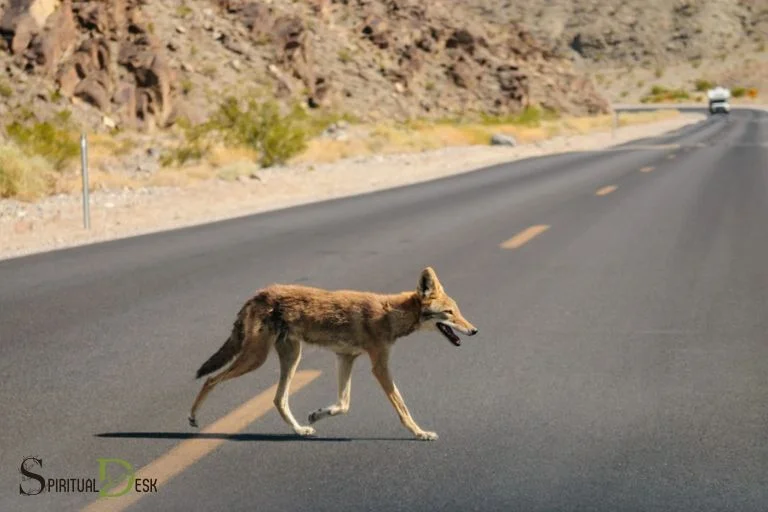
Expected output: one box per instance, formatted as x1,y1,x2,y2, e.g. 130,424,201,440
195,305,249,379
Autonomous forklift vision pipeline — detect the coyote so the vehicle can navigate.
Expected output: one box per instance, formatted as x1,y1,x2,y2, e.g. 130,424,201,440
188,267,478,441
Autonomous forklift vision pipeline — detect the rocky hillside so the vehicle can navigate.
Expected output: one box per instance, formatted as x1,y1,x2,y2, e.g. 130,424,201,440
0,0,613,135
466,0,768,70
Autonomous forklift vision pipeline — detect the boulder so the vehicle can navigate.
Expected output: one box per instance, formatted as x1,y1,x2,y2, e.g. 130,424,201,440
447,58,476,89
490,133,517,146
5,14,38,54
26,1,77,74
133,54,174,126
74,76,109,110
361,15,390,49
9,0,182,130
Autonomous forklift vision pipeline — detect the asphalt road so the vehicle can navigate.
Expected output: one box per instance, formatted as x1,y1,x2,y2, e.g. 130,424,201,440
3,108,768,512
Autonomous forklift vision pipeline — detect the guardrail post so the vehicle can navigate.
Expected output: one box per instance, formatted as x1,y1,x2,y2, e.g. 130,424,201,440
80,132,91,230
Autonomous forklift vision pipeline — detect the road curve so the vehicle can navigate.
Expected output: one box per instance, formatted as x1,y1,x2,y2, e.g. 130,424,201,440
3,108,768,511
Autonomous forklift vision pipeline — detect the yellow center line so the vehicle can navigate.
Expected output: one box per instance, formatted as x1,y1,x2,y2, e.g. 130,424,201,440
640,166,655,173
81,369,322,512
595,185,617,196
500,225,550,249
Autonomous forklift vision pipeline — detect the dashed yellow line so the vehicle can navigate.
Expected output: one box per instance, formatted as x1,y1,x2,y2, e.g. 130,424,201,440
80,369,322,512
500,225,550,249
640,166,655,173
595,185,617,196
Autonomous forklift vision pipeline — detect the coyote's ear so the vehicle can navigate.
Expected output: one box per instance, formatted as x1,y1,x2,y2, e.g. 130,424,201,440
417,267,443,298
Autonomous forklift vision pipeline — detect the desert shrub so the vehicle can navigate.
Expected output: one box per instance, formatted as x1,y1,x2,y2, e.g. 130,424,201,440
176,2,193,17
159,116,211,167
0,143,55,199
0,79,12,98
338,48,353,63
162,95,333,168
180,78,194,95
479,106,558,127
207,97,309,168
732,87,746,98
5,110,79,171
640,85,690,103
747,88,759,99
694,79,714,92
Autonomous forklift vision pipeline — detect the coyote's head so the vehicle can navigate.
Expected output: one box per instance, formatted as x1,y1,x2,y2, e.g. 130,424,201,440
416,267,478,346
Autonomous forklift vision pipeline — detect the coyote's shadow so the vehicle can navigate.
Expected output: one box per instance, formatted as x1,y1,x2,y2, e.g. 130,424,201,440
95,432,418,442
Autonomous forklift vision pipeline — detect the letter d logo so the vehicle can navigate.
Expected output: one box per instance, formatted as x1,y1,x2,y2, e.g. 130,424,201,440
98,458,135,498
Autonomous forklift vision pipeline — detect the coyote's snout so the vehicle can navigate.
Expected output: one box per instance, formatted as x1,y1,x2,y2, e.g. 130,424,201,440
188,267,477,441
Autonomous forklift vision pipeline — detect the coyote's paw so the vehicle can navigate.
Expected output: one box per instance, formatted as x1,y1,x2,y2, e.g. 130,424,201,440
188,416,199,428
294,425,317,437
415,431,438,441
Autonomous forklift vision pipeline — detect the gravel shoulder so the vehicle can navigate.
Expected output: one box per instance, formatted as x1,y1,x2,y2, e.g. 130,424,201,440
0,114,704,261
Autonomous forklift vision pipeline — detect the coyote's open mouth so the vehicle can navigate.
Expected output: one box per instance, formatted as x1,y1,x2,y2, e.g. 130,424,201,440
437,322,461,346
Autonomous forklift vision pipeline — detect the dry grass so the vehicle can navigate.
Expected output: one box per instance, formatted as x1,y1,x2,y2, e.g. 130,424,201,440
87,133,137,161
54,169,138,195
293,110,681,165
1,109,682,201
207,145,261,168
46,133,145,195
0,143,54,200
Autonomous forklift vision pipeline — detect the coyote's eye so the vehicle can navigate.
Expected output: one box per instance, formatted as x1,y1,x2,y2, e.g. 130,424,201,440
444,309,454,315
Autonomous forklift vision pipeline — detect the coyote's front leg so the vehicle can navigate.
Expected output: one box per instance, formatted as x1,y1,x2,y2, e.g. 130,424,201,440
368,347,438,441
308,353,357,424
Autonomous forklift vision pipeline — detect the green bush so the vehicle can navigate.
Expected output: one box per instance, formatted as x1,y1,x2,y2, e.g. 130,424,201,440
479,106,558,127
0,143,54,199
0,80,12,98
162,96,328,169
641,85,690,103
208,97,309,168
694,79,714,92
5,110,79,171
732,87,746,98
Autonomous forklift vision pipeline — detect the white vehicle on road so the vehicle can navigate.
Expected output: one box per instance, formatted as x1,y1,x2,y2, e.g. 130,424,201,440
707,86,731,115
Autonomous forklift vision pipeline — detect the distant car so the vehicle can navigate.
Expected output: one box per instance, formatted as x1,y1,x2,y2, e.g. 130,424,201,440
707,86,731,115
709,100,731,114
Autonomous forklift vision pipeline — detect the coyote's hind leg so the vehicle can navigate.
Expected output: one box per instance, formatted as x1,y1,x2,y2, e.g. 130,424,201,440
189,327,272,427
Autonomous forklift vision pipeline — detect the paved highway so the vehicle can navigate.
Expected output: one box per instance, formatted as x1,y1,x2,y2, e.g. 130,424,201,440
2,108,768,511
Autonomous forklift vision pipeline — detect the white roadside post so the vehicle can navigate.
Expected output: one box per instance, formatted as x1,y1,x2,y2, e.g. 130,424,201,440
80,132,91,230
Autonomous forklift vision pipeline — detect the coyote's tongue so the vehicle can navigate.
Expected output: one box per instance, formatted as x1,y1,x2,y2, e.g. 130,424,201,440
437,323,461,346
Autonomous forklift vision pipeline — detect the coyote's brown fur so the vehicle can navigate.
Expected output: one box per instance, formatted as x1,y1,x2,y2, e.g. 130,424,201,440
188,267,478,440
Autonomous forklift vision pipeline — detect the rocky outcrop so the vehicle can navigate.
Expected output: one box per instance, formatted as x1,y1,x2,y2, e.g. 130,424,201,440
217,0,328,109
0,0,177,129
338,0,607,116
464,0,768,69
210,0,609,119
0,0,613,132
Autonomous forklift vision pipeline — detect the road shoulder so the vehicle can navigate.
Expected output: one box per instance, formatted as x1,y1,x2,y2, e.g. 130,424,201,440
0,114,704,261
